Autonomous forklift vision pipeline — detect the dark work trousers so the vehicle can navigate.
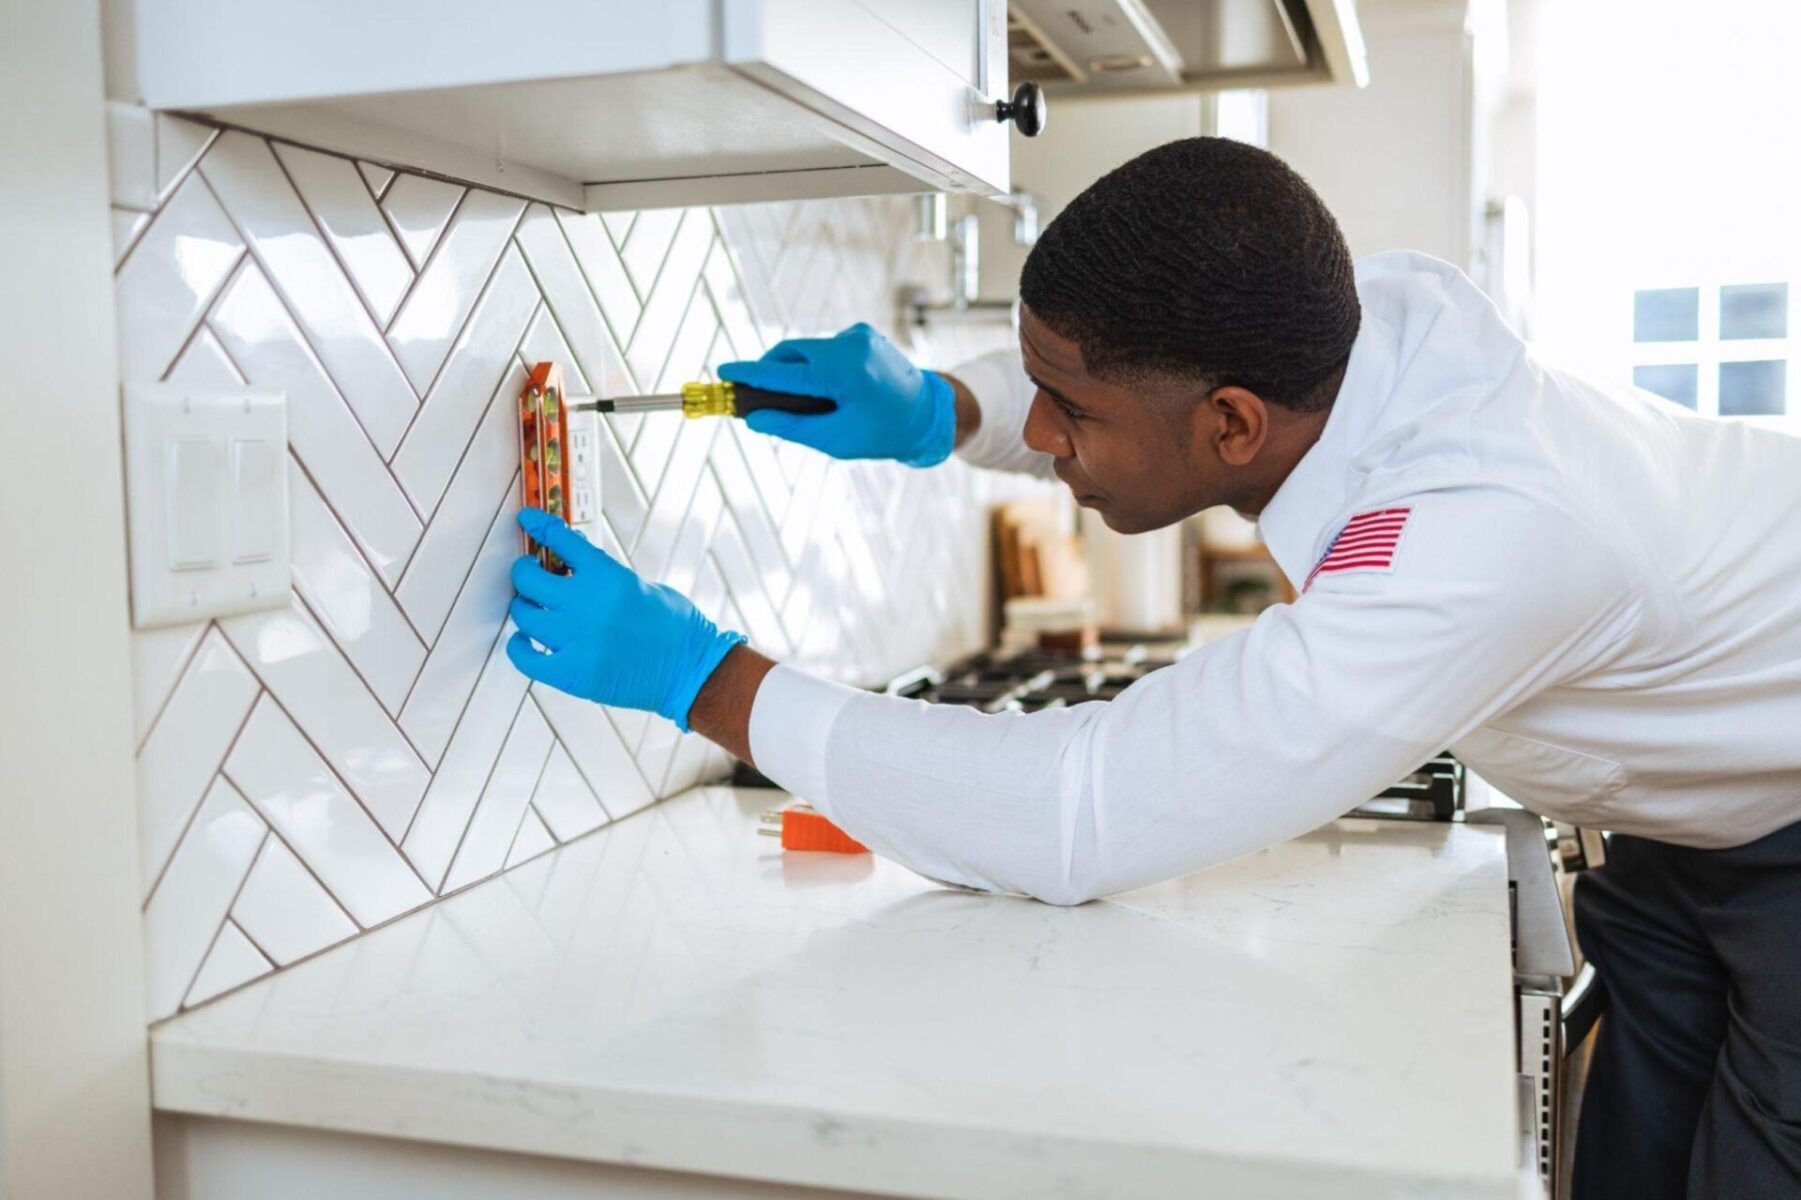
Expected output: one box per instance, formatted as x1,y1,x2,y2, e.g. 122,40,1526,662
1572,818,1801,1199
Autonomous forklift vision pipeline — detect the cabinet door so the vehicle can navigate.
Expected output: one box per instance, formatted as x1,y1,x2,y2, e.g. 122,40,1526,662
724,0,1011,196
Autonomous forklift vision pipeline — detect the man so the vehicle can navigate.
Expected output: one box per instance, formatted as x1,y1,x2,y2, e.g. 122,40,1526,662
508,138,1801,1197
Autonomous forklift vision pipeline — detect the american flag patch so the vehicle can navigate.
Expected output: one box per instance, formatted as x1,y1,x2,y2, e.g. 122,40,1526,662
1303,507,1413,592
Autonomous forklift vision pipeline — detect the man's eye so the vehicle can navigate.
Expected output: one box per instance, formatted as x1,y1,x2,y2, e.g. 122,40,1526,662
1054,399,1086,422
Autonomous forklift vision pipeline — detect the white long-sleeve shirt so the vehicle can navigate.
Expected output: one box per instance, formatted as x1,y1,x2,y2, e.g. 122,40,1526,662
750,252,1801,904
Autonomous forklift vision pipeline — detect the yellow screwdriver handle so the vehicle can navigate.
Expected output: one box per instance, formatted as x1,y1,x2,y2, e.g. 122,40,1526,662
679,380,836,420
679,380,736,418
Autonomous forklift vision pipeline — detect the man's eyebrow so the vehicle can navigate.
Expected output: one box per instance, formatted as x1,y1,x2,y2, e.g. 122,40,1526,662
1026,371,1084,410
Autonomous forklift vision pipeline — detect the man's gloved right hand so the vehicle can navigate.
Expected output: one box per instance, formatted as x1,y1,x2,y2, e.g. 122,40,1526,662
718,323,955,467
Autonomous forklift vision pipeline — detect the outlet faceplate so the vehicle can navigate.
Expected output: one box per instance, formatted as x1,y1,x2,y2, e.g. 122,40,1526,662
567,409,599,530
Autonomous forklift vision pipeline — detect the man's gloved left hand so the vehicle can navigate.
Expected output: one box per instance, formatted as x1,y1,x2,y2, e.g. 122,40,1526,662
507,508,745,732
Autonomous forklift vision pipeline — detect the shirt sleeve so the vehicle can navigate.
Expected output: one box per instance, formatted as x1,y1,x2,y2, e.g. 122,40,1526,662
749,485,1636,905
943,346,1057,480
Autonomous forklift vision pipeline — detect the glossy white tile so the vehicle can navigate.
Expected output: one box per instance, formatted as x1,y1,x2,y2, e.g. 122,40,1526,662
702,236,766,361
526,740,606,843
532,685,656,822
165,324,245,388
398,493,518,766
286,458,426,716
107,100,158,210
504,806,557,868
600,209,636,247
356,162,395,201
594,409,648,548
619,207,681,296
391,245,537,515
208,263,422,587
225,695,432,927
402,626,531,889
625,209,712,386
112,207,150,265
219,599,430,841
137,629,261,895
556,208,641,354
200,130,417,456
231,835,357,965
183,920,273,1008
380,173,463,269
514,206,628,399
386,188,525,393
633,416,718,582
144,776,267,1019
272,142,413,327
393,369,521,641
654,276,720,393
114,172,243,383
516,304,593,400
131,621,208,745
443,702,554,892
155,114,215,201
708,423,792,606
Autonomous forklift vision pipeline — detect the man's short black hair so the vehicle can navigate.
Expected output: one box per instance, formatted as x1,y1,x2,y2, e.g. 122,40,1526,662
1019,137,1359,414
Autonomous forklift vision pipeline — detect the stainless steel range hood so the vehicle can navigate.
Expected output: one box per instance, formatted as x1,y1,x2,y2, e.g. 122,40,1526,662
1009,0,1368,94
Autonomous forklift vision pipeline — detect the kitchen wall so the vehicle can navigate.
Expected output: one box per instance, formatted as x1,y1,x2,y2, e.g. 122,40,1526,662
111,112,1016,1021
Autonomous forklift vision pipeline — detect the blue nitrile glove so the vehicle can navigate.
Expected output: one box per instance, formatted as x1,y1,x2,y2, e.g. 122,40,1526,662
507,509,745,732
717,322,955,467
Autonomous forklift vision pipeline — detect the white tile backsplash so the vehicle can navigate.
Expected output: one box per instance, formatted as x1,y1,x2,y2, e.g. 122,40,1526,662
115,115,1009,1017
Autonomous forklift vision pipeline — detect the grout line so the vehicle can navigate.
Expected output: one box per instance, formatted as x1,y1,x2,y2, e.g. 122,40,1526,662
194,164,412,472
268,140,399,348
174,831,270,1012
433,689,532,893
284,446,432,647
287,586,432,765
396,610,510,847
140,658,258,908
218,768,364,934
393,468,518,726
134,621,212,755
230,682,438,899
498,735,558,872
395,199,529,407
388,294,537,555
527,691,617,823
550,207,640,356
154,248,249,387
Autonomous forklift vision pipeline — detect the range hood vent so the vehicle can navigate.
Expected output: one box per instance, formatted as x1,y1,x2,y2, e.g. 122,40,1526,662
1007,0,1367,94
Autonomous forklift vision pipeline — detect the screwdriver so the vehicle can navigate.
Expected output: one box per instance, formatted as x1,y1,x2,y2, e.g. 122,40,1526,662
571,380,836,420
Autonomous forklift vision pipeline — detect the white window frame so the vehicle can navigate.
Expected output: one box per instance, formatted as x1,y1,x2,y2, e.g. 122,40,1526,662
1629,281,1795,430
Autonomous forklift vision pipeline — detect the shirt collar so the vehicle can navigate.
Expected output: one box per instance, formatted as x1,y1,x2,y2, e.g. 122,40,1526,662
1255,306,1399,584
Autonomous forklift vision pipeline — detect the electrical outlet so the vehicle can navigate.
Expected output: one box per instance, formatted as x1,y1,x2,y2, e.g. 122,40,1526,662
567,409,599,529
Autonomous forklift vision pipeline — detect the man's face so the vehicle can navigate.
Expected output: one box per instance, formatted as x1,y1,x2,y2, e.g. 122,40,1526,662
1018,306,1236,534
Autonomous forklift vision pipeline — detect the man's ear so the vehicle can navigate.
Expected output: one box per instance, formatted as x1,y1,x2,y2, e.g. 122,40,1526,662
1201,386,1269,466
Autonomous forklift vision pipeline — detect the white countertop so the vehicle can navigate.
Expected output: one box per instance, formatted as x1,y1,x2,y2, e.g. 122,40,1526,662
152,786,1521,1199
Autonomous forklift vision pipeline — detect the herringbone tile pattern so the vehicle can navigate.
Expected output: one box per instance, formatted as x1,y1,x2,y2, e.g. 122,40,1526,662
114,117,1009,1019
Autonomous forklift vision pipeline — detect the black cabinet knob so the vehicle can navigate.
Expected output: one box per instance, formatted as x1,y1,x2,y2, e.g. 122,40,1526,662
995,81,1047,137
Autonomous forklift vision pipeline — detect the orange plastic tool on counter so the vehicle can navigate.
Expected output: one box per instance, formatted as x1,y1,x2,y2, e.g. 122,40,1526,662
758,805,868,854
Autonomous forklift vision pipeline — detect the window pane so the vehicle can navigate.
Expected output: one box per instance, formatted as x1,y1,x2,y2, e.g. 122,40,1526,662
1720,282,1788,340
1634,287,1699,341
1634,364,1698,408
1719,360,1787,415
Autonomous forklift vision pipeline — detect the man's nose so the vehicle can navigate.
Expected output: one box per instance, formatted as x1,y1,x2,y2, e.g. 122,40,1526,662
1022,394,1073,458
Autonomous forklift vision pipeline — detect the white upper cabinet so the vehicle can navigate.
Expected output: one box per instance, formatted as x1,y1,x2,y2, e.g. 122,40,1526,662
134,0,1018,209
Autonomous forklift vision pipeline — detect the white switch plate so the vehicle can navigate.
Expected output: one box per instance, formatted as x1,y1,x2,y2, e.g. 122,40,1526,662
124,383,291,629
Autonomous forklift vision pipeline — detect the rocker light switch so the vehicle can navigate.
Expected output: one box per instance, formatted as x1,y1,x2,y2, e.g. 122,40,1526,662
125,383,291,629
165,437,222,569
